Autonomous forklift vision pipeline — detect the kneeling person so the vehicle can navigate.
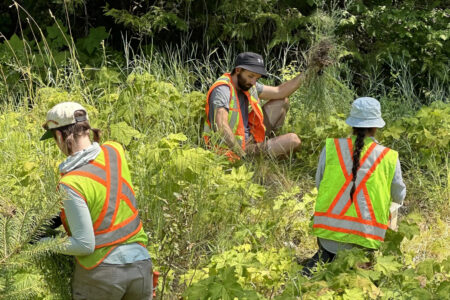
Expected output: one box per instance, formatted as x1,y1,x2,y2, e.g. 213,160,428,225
204,52,302,159
303,97,406,275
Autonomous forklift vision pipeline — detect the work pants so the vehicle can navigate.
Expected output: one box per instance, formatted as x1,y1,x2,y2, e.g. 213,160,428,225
72,259,153,300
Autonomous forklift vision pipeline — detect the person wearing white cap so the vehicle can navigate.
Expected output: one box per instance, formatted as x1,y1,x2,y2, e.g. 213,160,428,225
302,97,406,276
40,102,153,299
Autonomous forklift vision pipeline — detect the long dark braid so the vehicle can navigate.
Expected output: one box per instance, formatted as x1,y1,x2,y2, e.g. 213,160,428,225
349,127,368,201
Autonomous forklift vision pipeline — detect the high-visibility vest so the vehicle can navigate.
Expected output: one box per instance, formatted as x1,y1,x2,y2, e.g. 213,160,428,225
59,141,148,269
313,137,398,249
203,73,265,157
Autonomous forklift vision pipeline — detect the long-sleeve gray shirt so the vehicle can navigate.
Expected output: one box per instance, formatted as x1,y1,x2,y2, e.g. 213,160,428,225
315,137,406,253
42,142,149,263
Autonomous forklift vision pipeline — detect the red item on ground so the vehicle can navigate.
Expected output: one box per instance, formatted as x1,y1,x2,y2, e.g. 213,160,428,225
153,271,160,297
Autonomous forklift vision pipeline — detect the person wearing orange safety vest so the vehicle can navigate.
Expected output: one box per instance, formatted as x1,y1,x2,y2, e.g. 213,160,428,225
204,52,303,159
39,102,153,299
302,97,406,276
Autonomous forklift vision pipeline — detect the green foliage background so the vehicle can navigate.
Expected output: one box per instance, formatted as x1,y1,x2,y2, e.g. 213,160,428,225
0,0,449,299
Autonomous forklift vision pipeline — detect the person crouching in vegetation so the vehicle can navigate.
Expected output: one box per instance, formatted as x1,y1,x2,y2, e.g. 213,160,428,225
302,97,406,276
203,52,302,160
40,102,153,299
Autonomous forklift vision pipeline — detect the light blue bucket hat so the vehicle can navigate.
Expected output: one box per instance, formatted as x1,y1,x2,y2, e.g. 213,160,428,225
345,97,385,128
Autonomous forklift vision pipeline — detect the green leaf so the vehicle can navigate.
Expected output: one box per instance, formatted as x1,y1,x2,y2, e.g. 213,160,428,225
342,288,365,300
436,281,450,299
158,133,187,149
109,122,143,146
415,259,439,279
78,27,109,55
409,288,433,299
374,256,402,276
398,220,419,240
381,229,404,255
184,266,259,300
442,256,450,273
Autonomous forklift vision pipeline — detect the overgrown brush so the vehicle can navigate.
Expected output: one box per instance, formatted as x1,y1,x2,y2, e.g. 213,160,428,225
0,2,448,299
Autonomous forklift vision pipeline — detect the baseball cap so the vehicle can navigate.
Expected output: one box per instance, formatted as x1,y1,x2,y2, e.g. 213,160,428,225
235,52,268,77
345,97,385,128
40,102,88,140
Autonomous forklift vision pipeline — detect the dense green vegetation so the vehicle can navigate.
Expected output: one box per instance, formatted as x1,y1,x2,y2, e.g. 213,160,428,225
0,0,449,299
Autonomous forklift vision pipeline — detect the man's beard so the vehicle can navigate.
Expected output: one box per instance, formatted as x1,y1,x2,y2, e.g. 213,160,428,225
237,73,252,91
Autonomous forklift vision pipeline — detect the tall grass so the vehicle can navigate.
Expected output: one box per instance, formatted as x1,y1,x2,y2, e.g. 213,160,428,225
0,3,448,299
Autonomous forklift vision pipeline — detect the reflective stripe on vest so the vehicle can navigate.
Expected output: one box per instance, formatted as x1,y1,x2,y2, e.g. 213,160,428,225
203,73,265,152
203,75,244,147
65,144,141,248
313,138,391,242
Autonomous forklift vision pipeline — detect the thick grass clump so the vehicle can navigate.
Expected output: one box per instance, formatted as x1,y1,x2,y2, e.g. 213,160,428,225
0,3,448,299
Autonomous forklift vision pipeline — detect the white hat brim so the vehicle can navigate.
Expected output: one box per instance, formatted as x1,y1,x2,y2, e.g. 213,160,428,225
345,116,385,128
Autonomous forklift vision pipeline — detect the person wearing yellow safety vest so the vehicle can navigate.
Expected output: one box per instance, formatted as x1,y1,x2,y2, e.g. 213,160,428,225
204,52,303,159
301,97,406,276
39,102,153,299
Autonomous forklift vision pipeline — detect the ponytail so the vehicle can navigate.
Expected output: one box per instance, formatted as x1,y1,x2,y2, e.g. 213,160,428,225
91,128,101,143
349,128,368,202
53,110,101,155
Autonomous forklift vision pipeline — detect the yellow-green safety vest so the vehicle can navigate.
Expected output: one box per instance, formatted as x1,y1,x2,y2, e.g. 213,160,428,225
59,141,148,269
313,137,398,249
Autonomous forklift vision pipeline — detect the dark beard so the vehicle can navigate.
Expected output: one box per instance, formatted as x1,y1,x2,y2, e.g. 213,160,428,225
237,73,252,91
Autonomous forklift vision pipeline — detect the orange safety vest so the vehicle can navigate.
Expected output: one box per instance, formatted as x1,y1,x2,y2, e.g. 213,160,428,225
203,73,265,158
313,138,397,249
59,141,147,269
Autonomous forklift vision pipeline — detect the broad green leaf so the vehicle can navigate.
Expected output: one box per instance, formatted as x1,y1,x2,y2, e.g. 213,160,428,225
342,288,365,300
398,221,419,240
436,281,450,299
109,122,143,146
381,229,405,255
374,256,402,276
415,259,438,279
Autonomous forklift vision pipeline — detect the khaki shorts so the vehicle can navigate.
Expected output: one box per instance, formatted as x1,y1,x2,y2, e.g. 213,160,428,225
72,259,153,300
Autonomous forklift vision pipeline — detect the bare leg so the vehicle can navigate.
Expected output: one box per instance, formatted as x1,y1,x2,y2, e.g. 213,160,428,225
265,133,301,157
262,98,289,137
245,133,301,157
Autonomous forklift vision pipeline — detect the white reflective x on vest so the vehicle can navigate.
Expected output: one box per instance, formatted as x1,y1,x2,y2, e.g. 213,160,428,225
74,144,141,248
314,138,390,241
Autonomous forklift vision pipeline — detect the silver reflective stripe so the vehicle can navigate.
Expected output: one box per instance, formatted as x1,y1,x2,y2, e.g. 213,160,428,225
70,144,142,248
330,151,374,215
122,181,137,207
353,144,386,188
331,141,386,219
76,164,106,182
249,86,258,101
95,214,141,247
337,139,352,176
314,215,386,239
355,189,372,220
228,87,239,132
203,122,212,133
236,136,243,146
96,145,120,231
330,182,353,214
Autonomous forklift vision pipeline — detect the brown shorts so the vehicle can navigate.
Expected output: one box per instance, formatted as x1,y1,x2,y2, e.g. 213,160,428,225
72,259,153,300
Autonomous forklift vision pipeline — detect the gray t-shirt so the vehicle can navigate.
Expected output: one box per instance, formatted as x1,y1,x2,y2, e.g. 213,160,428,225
209,82,264,140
